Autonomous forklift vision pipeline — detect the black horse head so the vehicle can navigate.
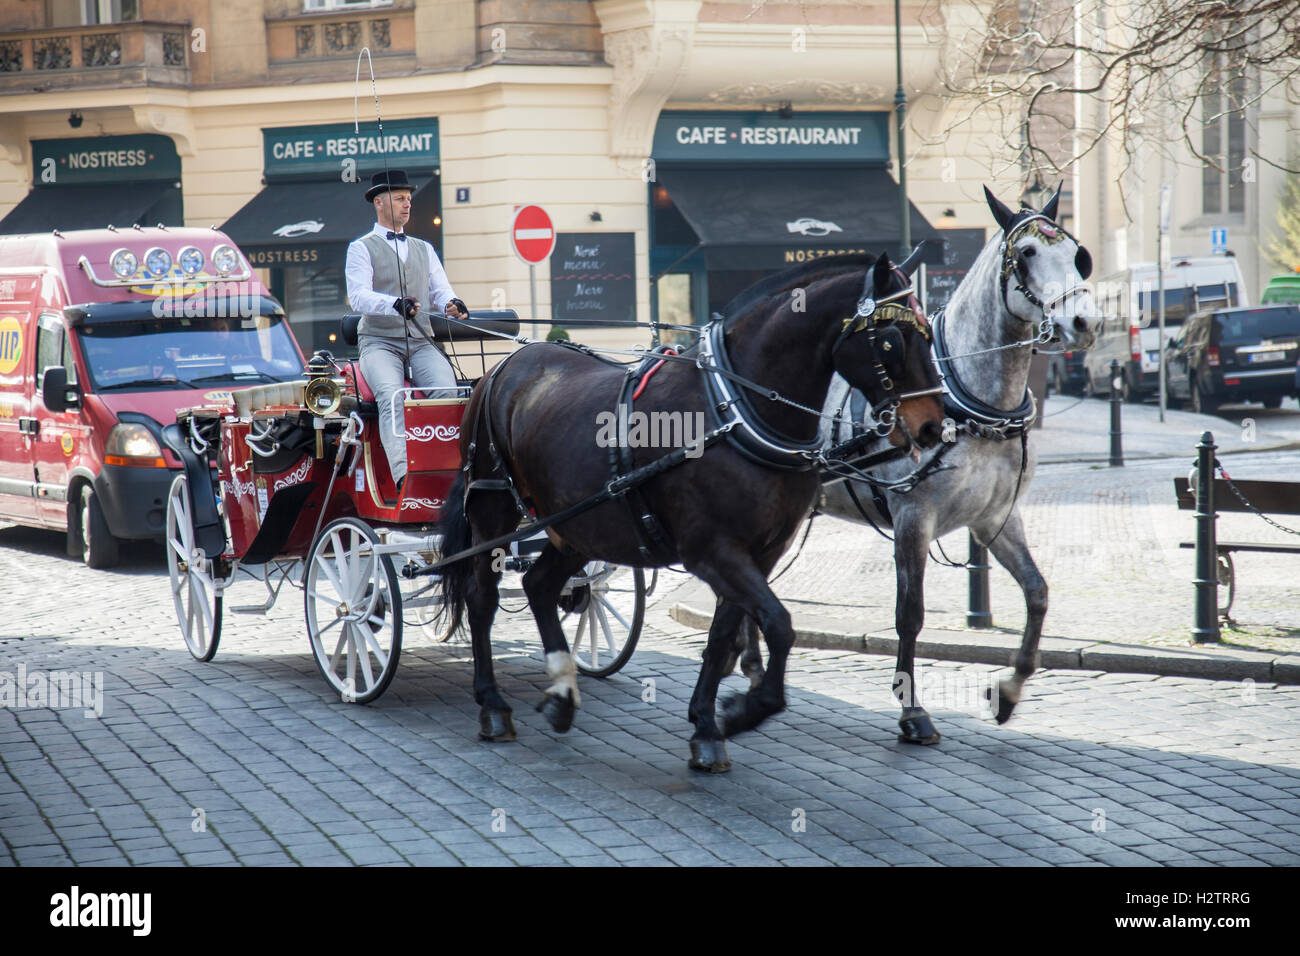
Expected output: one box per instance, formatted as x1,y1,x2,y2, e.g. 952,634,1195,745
830,248,944,450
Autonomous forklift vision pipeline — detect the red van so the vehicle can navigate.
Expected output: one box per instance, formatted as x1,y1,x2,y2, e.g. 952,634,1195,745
0,227,305,567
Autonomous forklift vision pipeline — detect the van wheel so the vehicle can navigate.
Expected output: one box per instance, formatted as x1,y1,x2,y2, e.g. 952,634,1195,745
1191,377,1219,416
80,484,120,569
1262,396,1282,409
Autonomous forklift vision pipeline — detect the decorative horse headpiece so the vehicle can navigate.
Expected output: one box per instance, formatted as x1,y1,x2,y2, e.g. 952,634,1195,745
841,258,932,342
985,184,1094,326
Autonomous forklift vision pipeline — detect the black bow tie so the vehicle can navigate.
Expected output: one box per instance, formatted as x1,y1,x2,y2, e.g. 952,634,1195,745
385,231,407,242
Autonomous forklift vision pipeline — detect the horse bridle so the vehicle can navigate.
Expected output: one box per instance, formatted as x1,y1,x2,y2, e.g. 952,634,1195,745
833,268,943,436
1000,213,1094,336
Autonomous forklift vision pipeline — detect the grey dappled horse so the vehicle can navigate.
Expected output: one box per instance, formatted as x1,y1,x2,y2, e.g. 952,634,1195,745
735,184,1103,743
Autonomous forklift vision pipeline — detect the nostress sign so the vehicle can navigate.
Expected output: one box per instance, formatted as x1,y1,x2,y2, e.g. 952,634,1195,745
32,134,181,186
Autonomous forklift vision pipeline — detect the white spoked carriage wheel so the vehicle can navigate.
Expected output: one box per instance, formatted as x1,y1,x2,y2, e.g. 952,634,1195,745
562,563,645,677
304,517,403,704
165,473,223,662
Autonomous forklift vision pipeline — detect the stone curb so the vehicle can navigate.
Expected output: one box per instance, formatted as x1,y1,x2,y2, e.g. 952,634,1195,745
669,602,1300,685
1038,439,1300,465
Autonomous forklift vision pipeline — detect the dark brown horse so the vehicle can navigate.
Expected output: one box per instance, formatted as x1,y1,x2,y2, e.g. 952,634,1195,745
435,251,946,771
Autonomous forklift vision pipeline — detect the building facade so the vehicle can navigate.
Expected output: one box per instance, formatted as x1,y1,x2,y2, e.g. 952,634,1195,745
0,0,1029,354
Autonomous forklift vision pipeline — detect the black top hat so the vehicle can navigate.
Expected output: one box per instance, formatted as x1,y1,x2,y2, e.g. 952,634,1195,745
365,169,413,202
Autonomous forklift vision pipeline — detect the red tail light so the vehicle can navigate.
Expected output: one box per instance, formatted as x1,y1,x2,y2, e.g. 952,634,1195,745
1130,327,1141,362
1064,351,1074,359
1207,346,1221,366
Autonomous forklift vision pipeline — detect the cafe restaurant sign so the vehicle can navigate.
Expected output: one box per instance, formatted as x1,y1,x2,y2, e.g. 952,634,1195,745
32,134,181,186
263,119,439,180
652,111,889,164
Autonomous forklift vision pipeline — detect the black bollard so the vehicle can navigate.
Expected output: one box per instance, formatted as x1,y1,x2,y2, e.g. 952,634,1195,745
1192,431,1221,643
1109,358,1124,467
967,532,992,628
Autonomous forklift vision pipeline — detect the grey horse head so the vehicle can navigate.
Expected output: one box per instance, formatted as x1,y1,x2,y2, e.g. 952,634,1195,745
983,184,1103,349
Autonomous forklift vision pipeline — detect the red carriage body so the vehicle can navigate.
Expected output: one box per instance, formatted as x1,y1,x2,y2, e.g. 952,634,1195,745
162,311,645,704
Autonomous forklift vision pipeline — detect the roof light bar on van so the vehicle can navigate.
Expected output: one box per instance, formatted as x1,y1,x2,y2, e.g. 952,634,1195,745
144,247,172,277
109,248,137,278
177,246,205,276
77,254,251,288
211,244,239,276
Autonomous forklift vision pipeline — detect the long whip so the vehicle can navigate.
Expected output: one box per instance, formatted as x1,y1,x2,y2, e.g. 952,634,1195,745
355,47,413,379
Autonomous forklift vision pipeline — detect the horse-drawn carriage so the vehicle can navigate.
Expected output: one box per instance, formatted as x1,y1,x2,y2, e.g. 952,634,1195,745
160,311,646,704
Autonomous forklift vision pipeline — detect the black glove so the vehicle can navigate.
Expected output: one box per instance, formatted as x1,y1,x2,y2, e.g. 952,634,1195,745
393,296,420,320
447,298,469,318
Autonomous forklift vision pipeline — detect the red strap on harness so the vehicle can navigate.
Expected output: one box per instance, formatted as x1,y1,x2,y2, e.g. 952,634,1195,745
632,348,678,401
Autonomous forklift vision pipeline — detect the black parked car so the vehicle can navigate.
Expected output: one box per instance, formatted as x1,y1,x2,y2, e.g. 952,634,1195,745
1165,305,1300,414
1047,350,1088,396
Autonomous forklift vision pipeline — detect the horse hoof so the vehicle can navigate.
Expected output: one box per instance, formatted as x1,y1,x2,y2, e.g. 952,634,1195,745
479,708,516,742
717,692,747,737
536,692,576,734
688,738,732,773
898,709,941,745
987,682,1019,725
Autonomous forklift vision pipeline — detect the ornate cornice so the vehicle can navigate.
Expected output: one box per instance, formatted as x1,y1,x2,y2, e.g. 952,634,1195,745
703,79,889,106
594,0,701,161
131,104,197,157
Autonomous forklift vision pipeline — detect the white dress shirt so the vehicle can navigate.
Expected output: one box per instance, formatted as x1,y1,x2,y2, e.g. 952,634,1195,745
345,222,458,316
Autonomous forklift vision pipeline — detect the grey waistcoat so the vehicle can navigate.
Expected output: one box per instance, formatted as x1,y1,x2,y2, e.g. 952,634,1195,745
358,233,435,340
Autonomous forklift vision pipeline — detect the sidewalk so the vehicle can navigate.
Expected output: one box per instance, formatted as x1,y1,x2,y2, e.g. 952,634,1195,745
1036,394,1300,463
662,398,1300,685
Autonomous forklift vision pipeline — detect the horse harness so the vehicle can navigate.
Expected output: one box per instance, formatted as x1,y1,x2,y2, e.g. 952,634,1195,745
456,268,937,568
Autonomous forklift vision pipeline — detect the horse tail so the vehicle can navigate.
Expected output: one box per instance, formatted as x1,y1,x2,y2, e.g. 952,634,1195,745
434,468,473,637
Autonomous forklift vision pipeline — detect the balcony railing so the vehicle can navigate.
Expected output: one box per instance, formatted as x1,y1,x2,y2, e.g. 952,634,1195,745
267,5,414,64
0,20,189,89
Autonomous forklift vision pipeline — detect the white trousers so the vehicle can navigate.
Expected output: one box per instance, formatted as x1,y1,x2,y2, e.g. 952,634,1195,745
358,333,458,484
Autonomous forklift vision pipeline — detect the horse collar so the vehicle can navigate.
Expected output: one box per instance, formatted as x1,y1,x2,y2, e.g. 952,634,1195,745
932,310,1036,439
701,322,823,471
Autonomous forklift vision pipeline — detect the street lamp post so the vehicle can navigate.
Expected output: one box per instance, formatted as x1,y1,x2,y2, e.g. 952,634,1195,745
894,0,909,257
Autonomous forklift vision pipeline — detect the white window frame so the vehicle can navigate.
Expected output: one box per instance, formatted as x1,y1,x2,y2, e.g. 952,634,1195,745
302,0,394,11
81,0,138,25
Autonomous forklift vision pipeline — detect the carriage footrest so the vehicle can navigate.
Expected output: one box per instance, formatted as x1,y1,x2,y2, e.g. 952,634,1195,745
229,603,273,616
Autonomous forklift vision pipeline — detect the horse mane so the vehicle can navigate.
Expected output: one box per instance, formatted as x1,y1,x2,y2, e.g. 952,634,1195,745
719,253,879,328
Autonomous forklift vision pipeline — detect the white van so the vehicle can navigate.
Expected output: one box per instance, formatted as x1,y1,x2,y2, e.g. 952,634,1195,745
1083,256,1247,400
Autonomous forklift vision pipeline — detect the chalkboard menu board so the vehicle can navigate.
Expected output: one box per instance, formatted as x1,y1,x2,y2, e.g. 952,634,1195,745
924,228,988,312
550,232,636,324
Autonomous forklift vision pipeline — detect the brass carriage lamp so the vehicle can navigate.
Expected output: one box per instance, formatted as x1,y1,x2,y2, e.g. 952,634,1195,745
303,351,344,456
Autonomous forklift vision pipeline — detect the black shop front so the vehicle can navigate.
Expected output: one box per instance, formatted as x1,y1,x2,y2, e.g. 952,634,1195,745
649,111,940,329
0,134,183,233
221,119,442,356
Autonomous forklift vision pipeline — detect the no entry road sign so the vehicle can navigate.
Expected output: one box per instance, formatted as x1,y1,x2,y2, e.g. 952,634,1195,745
511,205,556,264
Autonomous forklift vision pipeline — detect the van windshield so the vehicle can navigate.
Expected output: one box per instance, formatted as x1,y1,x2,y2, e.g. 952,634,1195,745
1214,308,1300,345
77,312,302,392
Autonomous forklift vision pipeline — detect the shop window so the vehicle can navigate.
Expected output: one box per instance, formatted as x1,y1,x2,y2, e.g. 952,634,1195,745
281,262,349,359
652,185,699,248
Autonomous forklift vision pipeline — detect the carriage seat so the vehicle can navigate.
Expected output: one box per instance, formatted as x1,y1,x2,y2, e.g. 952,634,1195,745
338,307,525,414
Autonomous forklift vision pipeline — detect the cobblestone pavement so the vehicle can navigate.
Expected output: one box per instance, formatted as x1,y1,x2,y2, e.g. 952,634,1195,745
1,521,1299,866
744,449,1300,654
